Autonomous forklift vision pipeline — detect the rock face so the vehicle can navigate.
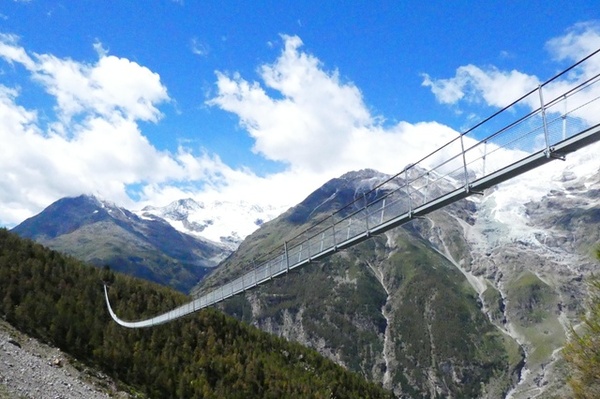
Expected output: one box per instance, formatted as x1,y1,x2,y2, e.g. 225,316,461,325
419,145,600,398
196,144,600,398
11,194,229,293
197,170,520,398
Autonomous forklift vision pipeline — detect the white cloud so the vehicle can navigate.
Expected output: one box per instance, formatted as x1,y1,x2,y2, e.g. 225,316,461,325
0,33,36,69
422,65,540,108
546,21,600,66
3,24,599,231
209,35,458,180
0,36,227,225
33,53,169,125
0,36,169,126
422,21,600,116
190,37,209,56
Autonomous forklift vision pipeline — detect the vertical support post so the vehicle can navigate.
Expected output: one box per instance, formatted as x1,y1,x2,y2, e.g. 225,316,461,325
539,85,551,157
284,241,290,273
425,171,430,204
482,140,487,177
331,214,337,250
363,193,370,233
346,219,351,240
460,134,469,193
268,260,272,280
320,232,325,252
562,94,567,141
380,197,386,224
405,167,412,216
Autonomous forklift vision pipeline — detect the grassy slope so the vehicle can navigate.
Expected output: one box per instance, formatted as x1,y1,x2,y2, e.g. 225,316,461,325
505,271,565,366
382,231,518,398
216,226,520,398
39,221,210,293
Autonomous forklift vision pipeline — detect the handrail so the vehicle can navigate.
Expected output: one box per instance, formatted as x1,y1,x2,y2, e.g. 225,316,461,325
105,48,600,328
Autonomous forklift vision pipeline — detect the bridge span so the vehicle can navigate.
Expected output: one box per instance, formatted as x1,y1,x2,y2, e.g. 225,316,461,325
105,48,600,328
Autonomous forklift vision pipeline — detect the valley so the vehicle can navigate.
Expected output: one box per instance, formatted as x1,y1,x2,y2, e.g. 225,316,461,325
3,7,600,399
8,143,600,398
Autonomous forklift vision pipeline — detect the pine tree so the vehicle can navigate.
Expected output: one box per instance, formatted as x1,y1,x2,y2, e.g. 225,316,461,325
563,248,600,398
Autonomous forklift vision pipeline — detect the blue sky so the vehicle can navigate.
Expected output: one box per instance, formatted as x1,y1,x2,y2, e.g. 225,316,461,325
1,0,599,227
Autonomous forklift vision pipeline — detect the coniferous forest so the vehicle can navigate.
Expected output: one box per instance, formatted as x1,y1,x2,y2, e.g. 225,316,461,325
0,229,392,398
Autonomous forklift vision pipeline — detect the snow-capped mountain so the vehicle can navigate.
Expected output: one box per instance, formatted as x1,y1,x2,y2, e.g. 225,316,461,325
11,194,229,293
138,198,287,250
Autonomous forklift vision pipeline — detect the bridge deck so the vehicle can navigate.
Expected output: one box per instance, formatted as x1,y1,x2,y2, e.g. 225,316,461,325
105,48,600,328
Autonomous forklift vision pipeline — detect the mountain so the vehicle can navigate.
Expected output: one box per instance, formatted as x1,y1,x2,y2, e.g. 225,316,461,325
11,194,229,293
138,198,286,250
0,228,393,398
195,169,522,398
422,146,600,398
194,144,600,398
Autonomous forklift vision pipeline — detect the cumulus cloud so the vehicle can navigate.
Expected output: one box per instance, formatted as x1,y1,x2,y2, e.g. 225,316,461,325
36,55,168,125
3,23,599,229
540,22,600,125
546,21,600,65
422,21,600,115
0,35,239,225
422,65,540,108
209,35,460,179
209,35,372,173
0,33,36,68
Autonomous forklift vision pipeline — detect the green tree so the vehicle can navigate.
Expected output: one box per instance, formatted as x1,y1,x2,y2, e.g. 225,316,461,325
563,248,600,398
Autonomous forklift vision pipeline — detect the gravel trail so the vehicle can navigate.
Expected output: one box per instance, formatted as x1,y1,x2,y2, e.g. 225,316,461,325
0,320,129,399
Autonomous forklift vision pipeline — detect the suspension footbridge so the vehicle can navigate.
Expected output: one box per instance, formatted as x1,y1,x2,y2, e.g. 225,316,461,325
105,49,600,328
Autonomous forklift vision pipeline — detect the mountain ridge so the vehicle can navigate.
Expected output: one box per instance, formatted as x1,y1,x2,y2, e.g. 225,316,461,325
138,197,286,250
8,142,600,397
11,194,230,293
194,144,600,398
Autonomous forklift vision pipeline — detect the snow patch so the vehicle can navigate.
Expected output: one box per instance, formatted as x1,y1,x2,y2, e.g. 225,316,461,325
136,198,287,250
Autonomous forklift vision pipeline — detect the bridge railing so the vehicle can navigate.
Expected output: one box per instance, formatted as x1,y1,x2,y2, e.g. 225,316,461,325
105,49,600,328
201,48,600,302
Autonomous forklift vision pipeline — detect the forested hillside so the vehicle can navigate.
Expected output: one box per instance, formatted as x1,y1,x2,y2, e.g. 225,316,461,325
0,229,392,398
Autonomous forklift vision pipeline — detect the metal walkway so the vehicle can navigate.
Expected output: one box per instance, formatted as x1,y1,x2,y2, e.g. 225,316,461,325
105,48,600,328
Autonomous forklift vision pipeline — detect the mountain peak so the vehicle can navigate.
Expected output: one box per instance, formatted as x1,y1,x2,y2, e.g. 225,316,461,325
339,168,387,182
11,194,112,240
164,198,204,218
10,194,231,292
